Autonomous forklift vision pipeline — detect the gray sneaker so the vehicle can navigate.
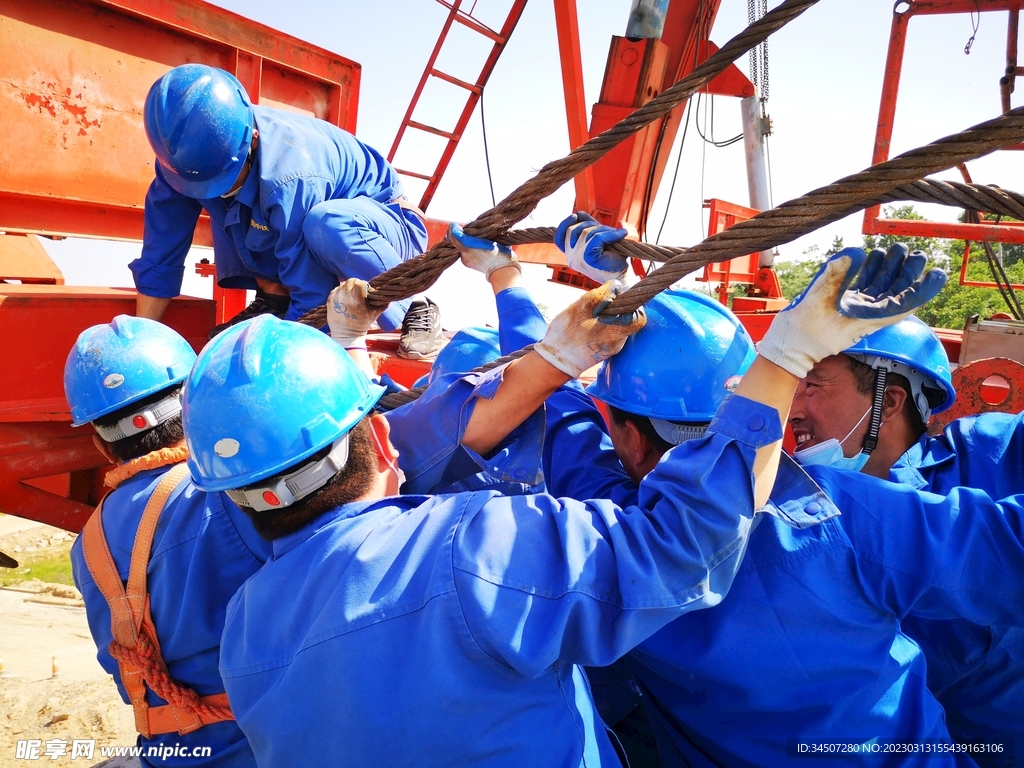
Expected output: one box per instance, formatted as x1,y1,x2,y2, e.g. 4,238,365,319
398,298,443,360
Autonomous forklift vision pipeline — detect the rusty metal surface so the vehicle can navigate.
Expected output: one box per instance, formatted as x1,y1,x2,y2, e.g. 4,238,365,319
930,356,1024,431
0,0,359,243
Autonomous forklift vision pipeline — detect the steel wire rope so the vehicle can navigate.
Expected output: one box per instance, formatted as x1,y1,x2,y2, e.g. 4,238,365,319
599,107,1024,318
296,0,823,328
377,170,1024,411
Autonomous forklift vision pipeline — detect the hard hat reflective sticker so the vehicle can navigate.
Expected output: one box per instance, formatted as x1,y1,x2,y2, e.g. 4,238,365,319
214,438,240,458
724,375,742,392
103,374,125,389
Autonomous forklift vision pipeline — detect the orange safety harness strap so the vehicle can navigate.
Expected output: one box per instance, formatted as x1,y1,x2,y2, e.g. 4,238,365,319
81,463,234,737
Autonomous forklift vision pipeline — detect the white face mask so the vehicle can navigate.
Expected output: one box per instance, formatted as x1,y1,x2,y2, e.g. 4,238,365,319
370,423,406,492
793,405,872,472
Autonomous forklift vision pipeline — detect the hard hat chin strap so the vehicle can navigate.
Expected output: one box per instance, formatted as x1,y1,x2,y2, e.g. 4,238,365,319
861,368,889,455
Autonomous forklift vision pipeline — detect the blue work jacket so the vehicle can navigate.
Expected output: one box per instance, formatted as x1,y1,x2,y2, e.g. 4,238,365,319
893,412,1024,765
388,285,549,495
494,285,548,355
132,105,407,320
389,366,546,495
218,396,790,768
543,388,1024,767
71,464,272,768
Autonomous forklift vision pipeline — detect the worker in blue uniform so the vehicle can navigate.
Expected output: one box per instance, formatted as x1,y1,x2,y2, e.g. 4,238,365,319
133,63,441,357
332,231,657,763
329,224,549,495
788,311,1024,766
180,234,940,767
64,317,270,768
551,216,1024,766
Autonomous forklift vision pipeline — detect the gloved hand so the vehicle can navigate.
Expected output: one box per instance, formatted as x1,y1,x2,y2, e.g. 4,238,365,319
327,279,383,348
756,244,947,378
448,223,521,277
536,280,646,378
555,212,629,283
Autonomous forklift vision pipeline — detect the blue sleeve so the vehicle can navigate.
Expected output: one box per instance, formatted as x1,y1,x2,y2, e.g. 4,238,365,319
388,367,504,493
543,383,639,507
130,166,203,298
264,178,337,321
806,466,1024,626
937,412,1024,498
494,286,547,354
453,395,783,677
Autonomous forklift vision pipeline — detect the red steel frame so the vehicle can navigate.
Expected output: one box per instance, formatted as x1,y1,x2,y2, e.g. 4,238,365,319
0,0,359,244
0,0,362,532
864,0,1024,247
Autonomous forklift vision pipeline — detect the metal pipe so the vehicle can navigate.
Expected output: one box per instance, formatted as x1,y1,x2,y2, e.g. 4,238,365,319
740,93,774,267
625,0,670,39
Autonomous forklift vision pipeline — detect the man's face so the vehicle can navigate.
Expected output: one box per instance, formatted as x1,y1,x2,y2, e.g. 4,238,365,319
790,354,872,457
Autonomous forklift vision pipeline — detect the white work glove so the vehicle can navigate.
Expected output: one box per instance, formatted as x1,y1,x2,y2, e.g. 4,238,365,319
536,280,646,378
327,279,383,349
757,244,947,378
555,211,629,283
448,223,521,277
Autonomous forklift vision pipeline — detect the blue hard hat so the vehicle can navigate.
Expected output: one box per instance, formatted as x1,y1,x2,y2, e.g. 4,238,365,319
144,64,255,199
429,326,501,385
182,315,386,492
844,316,955,421
64,316,197,427
586,290,755,424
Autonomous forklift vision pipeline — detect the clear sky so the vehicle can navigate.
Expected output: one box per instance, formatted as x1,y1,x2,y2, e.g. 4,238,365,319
42,0,1024,329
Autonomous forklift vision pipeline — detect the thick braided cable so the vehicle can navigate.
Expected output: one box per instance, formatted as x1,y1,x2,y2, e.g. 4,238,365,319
478,180,1024,263
297,0,820,328
599,105,1024,317
375,176,1024,411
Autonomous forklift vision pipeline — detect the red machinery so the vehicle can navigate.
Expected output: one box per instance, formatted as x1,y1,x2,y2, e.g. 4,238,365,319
863,0,1024,417
0,0,362,532
6,0,1022,535
0,0,815,534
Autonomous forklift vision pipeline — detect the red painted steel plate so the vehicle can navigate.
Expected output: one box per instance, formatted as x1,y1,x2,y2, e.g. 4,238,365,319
0,0,360,243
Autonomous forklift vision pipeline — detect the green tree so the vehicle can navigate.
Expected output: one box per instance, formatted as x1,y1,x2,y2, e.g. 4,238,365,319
914,239,1017,330
771,205,1024,327
862,205,946,264
772,236,844,299
861,206,1023,329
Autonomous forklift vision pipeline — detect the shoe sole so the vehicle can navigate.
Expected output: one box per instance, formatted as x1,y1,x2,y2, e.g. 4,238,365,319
396,348,441,361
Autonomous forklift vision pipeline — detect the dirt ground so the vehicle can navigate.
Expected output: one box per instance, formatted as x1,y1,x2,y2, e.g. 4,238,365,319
0,518,138,767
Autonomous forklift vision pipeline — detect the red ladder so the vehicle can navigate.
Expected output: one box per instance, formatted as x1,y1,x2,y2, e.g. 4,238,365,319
388,0,529,211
